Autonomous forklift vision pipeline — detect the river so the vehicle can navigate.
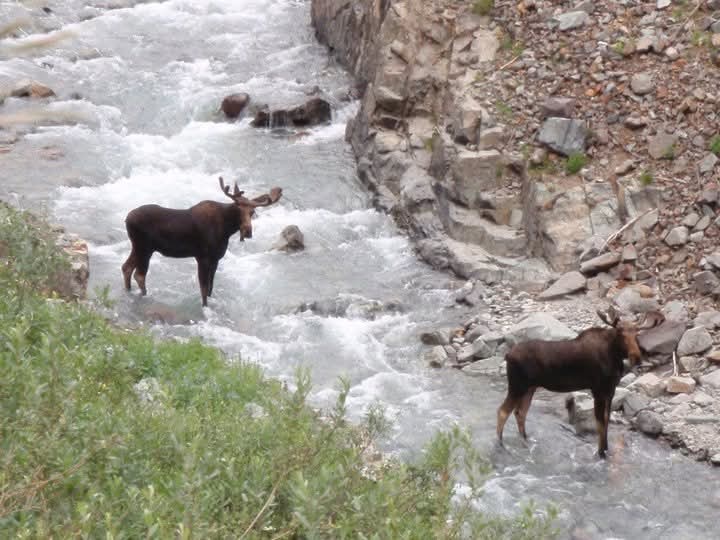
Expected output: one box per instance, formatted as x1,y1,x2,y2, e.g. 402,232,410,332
1,1,718,538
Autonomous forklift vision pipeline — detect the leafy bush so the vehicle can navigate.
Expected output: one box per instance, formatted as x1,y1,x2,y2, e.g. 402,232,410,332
0,203,557,538
709,135,720,156
472,0,495,16
565,152,587,175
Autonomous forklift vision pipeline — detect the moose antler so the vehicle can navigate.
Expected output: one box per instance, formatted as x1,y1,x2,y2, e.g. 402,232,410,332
219,176,244,201
597,305,619,327
219,177,281,207
637,310,665,329
248,187,283,207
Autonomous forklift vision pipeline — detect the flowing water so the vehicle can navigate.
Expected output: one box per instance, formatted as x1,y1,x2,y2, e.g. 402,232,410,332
1,1,718,538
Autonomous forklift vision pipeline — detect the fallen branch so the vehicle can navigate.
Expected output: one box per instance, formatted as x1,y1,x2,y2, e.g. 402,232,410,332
498,54,521,71
670,0,702,44
597,208,654,255
673,351,678,377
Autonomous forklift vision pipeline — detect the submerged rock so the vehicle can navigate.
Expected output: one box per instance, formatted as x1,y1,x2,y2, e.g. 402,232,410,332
251,97,331,128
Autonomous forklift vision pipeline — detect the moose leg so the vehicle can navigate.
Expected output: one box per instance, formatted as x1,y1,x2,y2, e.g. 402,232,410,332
592,394,610,458
133,252,152,296
121,249,137,290
497,393,522,444
514,387,537,440
207,260,218,297
196,257,210,307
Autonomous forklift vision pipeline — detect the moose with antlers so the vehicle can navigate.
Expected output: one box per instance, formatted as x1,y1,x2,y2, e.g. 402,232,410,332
122,177,283,306
496,308,665,458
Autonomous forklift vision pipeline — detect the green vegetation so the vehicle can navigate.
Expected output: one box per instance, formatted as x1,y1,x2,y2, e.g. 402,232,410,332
472,0,494,16
565,152,588,175
495,100,513,120
662,143,677,160
500,33,524,56
709,134,720,156
0,204,557,537
639,170,654,186
691,30,710,48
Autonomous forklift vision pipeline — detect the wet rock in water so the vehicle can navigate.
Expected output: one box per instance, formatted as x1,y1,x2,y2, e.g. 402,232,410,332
10,79,56,98
221,92,250,118
461,355,505,377
251,97,331,128
425,345,448,368
420,329,450,346
142,303,194,325
565,391,596,434
296,295,402,320
634,410,663,436
457,337,495,363
273,225,305,252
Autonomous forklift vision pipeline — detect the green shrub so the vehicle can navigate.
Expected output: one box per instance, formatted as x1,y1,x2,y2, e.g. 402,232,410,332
709,135,720,156
472,0,494,16
639,171,654,186
0,203,558,538
565,152,587,175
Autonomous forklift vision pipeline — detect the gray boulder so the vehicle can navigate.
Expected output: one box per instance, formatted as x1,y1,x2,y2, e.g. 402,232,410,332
504,313,576,346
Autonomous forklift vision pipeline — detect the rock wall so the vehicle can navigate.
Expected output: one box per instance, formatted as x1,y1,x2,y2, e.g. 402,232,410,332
311,0,634,289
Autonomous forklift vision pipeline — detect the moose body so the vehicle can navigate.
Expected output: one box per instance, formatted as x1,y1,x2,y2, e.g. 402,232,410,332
496,310,664,457
122,177,282,306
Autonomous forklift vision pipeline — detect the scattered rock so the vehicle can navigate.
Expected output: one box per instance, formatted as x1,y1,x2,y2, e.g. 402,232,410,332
504,313,576,346
221,92,250,118
538,271,587,299
537,117,588,156
632,372,666,398
666,376,696,394
273,225,305,252
634,410,663,436
677,327,713,357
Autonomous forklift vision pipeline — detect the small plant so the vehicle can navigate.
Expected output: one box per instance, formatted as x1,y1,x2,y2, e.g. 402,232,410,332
565,152,587,175
662,143,677,160
691,30,710,48
611,41,625,55
472,0,494,16
639,170,654,186
495,100,512,119
709,135,720,156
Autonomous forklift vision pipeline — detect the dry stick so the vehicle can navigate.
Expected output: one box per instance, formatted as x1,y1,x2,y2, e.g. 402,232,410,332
673,351,678,377
498,54,521,71
240,479,283,540
670,0,702,44
597,208,654,255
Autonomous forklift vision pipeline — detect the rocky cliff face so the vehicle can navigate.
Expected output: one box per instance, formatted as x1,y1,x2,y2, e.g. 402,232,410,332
310,1,664,290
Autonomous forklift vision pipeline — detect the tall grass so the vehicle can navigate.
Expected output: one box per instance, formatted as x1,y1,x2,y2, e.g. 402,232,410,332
0,203,557,538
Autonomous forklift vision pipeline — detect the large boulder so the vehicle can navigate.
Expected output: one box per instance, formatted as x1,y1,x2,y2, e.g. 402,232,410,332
273,225,305,252
504,313,576,346
637,320,687,355
221,92,250,118
251,97,331,128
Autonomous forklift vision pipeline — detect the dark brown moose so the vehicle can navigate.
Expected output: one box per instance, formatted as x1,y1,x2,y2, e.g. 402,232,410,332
496,309,665,458
122,177,282,307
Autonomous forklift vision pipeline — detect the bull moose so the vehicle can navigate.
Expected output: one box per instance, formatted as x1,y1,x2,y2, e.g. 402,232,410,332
496,308,665,457
122,177,282,306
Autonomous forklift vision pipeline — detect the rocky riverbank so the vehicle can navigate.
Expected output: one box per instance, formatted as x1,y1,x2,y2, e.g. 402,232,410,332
311,0,720,464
